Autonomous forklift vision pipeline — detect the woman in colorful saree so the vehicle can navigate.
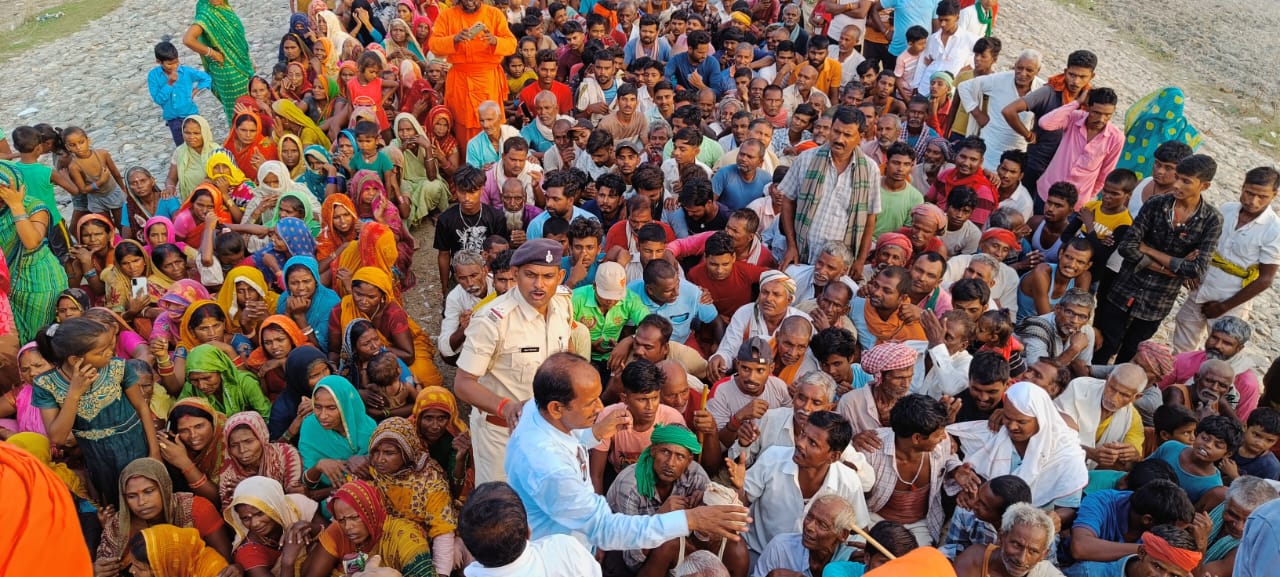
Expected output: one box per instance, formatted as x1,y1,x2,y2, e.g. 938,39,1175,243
225,476,321,576
315,193,359,269
127,524,230,577
224,110,278,182
334,220,412,297
215,265,280,343
269,346,330,442
274,98,334,150
0,160,70,341
125,166,181,240
246,314,309,401
165,115,218,202
66,213,118,300
172,184,237,250
181,342,272,417
217,412,306,508
299,375,377,489
95,458,229,574
278,255,342,352
184,0,256,121
103,239,164,334
366,416,457,571
411,386,475,502
302,479,438,577
393,112,451,226
159,397,226,504
1116,86,1203,180
329,267,442,388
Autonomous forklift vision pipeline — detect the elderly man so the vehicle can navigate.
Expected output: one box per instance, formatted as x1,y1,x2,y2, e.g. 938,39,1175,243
709,337,793,447
771,316,819,386
941,475,1034,560
520,90,574,155
439,250,495,359
919,310,976,399
800,279,859,334
1076,524,1205,577
465,101,523,168
786,241,854,305
457,239,575,483
900,202,949,257
1163,358,1237,420
1055,364,1148,470
1159,316,1260,421
848,266,927,350
751,495,861,577
542,118,583,171
1199,476,1280,575
1017,288,1096,377
428,0,516,146
725,410,871,556
957,49,1045,172
778,106,881,278
1065,479,1197,574
709,270,812,381
605,424,710,573
505,353,751,549
942,229,1022,314
954,503,1062,577
838,342,918,438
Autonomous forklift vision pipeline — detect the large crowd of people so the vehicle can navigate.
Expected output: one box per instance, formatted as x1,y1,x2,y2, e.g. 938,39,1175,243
3,0,1280,576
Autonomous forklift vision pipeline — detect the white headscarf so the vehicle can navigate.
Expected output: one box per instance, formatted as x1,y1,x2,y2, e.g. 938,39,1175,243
318,10,356,56
223,476,319,548
947,381,1089,507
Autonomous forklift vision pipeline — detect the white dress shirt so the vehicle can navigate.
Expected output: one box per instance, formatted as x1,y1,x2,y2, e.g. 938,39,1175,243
742,445,871,554
956,71,1046,172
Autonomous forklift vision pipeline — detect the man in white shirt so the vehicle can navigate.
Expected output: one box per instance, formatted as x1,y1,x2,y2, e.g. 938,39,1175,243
957,50,1044,172
942,248,1019,316
751,495,862,577
786,241,854,305
1171,167,1280,352
709,270,812,380
725,410,871,556
459,481,601,577
439,250,495,359
912,0,978,95
708,337,794,446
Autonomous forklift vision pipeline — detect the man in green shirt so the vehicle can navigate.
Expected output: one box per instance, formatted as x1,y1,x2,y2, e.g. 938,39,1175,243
874,140,926,236
572,261,650,367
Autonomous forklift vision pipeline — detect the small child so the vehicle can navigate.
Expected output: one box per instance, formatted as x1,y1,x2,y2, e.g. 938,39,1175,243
127,357,170,430
941,186,981,256
147,41,211,146
1146,414,1242,503
65,127,127,229
1084,168,1138,293
1151,402,1199,454
504,54,536,102
349,120,400,202
346,52,397,133
974,309,1025,377
365,351,419,420
1232,407,1280,480
9,126,75,263
893,25,929,101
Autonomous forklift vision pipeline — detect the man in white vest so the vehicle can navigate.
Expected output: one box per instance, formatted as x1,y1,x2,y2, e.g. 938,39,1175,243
1054,363,1147,470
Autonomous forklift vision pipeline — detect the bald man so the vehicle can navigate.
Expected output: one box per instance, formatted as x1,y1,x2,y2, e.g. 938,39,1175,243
465,101,522,168
782,64,831,112
1055,363,1148,470
773,316,818,386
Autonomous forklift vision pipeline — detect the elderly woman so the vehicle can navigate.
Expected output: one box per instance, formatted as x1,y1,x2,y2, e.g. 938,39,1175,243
302,480,437,577
218,411,306,508
225,476,321,576
299,375,378,489
329,267,443,388
366,417,457,571
181,343,272,417
393,112,452,226
953,503,1061,577
411,386,474,501
709,270,810,381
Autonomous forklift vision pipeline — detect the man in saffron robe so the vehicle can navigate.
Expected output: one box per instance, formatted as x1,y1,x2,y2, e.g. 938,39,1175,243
428,0,517,146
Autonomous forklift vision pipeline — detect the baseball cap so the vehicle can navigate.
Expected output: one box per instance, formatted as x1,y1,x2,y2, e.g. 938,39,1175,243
594,261,627,301
737,336,773,365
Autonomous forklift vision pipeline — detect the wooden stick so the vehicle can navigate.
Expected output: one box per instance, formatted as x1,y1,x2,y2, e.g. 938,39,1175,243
850,523,897,561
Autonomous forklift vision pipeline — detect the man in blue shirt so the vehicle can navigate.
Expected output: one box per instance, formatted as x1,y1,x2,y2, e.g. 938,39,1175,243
665,30,721,96
879,0,937,57
629,259,717,344
1065,480,1193,576
712,139,771,211
529,169,599,239
505,352,750,549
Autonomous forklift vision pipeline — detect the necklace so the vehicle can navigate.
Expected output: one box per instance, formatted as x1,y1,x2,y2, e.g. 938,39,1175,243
459,209,482,229
894,451,927,491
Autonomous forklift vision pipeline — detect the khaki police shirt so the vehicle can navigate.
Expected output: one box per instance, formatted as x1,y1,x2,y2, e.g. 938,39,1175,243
457,284,575,404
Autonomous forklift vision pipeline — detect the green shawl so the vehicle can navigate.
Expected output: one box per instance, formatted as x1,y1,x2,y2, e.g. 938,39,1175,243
194,0,255,120
181,344,270,417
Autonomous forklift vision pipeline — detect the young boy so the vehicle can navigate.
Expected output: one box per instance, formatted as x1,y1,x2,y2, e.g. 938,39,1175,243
348,121,401,204
661,126,710,200
563,216,605,288
1145,414,1243,503
147,41,211,146
1130,140,1194,216
1232,407,1280,480
893,26,930,102
1150,404,1199,453
10,126,74,263
588,359,686,494
1081,169,1137,291
809,327,870,397
941,186,981,256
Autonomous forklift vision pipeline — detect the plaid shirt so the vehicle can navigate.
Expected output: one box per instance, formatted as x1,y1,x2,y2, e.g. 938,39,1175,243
1111,193,1222,321
940,507,998,560
605,461,709,569
780,144,881,264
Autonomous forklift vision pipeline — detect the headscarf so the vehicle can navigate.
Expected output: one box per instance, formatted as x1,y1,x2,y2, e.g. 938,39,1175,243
289,12,314,42
910,203,947,233
57,287,92,317
276,256,342,352
206,148,249,187
218,412,305,507
78,214,119,266
634,425,702,499
269,346,328,441
276,216,320,257
426,105,457,151
273,99,333,150
349,170,402,233
215,266,280,334
278,133,308,181
368,417,455,529
758,270,797,302
173,116,217,200
924,136,953,163
330,480,388,552
338,318,379,382
875,232,914,261
105,243,159,310
980,227,1019,251
299,376,378,485
177,300,226,351
167,397,227,483
247,315,308,368
140,525,230,577
225,111,277,183
411,386,468,437
184,344,266,419
300,145,334,201
114,458,177,544
316,193,359,261
153,279,212,343
285,61,315,99
947,381,1089,507
315,38,339,79
336,223,400,294
338,268,399,336
1133,341,1175,382
1118,87,1202,180
257,160,313,201
223,476,319,548
173,184,231,248
0,442,94,576
143,216,184,254
13,345,47,435
861,342,919,384
348,0,387,45
6,432,90,502
318,10,356,59
1141,531,1203,573
385,18,426,61
863,548,957,577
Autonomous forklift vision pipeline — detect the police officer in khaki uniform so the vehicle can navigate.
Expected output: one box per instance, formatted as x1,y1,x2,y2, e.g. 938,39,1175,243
456,238,576,483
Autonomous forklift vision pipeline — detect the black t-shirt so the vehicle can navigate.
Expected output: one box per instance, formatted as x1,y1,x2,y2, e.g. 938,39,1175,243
685,202,732,235
433,204,510,254
953,387,1001,424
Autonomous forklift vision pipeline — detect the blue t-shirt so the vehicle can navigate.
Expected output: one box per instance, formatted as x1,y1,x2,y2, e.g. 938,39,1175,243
1073,490,1132,542
880,0,938,56
1235,451,1280,481
629,278,717,343
1147,440,1223,503
561,253,603,289
527,206,598,239
712,165,769,212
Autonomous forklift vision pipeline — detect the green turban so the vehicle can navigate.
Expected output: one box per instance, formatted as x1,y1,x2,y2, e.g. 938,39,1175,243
635,424,702,499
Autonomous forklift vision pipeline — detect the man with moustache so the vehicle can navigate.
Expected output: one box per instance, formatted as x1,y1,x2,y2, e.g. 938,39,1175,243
786,241,854,305
428,0,517,145
1001,49,1097,203
1161,316,1259,420
708,337,794,449
838,342,919,442
958,49,1044,172
439,250,495,360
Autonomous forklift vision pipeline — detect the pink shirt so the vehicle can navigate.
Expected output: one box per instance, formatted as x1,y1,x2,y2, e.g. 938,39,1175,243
1158,350,1259,421
1035,100,1124,209
592,403,688,471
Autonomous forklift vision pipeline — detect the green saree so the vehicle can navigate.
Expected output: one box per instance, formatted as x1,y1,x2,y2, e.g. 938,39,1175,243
194,0,255,121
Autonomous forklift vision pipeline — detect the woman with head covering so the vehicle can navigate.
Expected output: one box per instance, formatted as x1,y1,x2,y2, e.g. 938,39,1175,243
151,279,211,343
947,381,1089,509
6,432,92,503
329,267,443,388
185,0,256,121
367,417,458,570
6,344,52,436
68,213,118,299
218,412,305,508
338,318,416,393
411,386,474,501
273,99,334,150
243,161,321,227
95,458,229,569
278,133,309,182
312,36,340,81
54,287,92,322
315,193,359,266
270,346,331,442
224,476,320,574
224,110,279,182
142,216,191,256
424,105,460,182
215,266,280,341
299,375,378,488
385,17,426,62
306,480,437,576
158,397,227,504
244,77,279,134
392,112,452,226
277,256,342,353
172,184,237,250
279,31,315,72
103,239,163,333
0,442,94,576
206,149,256,210
0,161,70,341
1117,87,1202,180
165,116,218,201
334,220,412,298
299,145,344,201
181,343,271,418
177,299,256,360
246,315,308,401
124,166,182,241
128,524,230,577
